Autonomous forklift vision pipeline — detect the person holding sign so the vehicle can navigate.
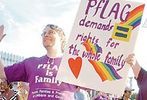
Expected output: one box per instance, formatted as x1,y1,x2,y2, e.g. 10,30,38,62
126,54,147,100
0,24,77,100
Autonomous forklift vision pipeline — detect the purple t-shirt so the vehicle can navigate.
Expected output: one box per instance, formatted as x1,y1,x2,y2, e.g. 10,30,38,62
136,68,147,100
4,55,76,100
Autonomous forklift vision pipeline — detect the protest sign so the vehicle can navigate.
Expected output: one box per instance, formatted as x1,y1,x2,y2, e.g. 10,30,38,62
57,0,145,95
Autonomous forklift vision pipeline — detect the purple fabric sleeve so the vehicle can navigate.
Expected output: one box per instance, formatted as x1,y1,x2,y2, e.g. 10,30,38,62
137,68,145,86
4,60,28,82
136,68,147,100
3,56,77,99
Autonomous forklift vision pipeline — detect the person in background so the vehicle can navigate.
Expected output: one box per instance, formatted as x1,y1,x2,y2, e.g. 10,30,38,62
126,54,147,100
17,82,29,100
120,87,134,100
0,80,19,100
74,86,90,100
92,91,110,100
0,24,77,100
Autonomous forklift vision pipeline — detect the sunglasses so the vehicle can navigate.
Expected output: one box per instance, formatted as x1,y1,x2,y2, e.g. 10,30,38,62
46,24,59,30
41,24,61,36
125,90,132,93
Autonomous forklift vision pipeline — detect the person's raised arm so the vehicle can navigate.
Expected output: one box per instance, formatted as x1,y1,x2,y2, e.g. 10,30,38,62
126,54,141,79
0,60,6,79
0,25,6,42
0,25,6,79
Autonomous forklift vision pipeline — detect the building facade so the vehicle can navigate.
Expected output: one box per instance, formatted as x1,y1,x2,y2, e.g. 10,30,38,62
0,51,24,66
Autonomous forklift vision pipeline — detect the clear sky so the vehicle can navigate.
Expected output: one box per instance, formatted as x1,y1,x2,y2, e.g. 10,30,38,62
0,0,147,93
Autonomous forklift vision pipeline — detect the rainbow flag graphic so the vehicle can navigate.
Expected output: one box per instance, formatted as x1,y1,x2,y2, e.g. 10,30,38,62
83,40,122,81
112,4,145,42
120,4,145,29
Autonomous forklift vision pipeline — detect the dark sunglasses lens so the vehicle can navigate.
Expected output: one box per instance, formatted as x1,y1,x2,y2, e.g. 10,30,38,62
50,25,58,29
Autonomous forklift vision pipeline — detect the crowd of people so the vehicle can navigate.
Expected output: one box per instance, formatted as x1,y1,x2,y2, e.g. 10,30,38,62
0,24,146,100
0,81,136,100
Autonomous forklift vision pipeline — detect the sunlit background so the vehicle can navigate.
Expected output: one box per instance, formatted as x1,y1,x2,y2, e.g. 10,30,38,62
0,0,80,57
0,0,147,94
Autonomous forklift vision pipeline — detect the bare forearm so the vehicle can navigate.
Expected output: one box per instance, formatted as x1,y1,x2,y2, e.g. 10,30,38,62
0,60,6,79
126,54,141,79
0,25,6,79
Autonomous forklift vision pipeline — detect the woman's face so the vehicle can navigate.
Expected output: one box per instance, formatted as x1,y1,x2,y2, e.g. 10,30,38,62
124,91,132,98
42,26,61,49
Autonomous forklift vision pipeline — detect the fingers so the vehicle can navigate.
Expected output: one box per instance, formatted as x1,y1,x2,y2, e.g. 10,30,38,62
0,25,6,42
0,25,4,30
0,34,6,42
125,54,136,66
0,25,4,35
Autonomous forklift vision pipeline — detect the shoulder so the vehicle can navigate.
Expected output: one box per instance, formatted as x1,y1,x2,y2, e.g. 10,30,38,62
24,55,47,63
